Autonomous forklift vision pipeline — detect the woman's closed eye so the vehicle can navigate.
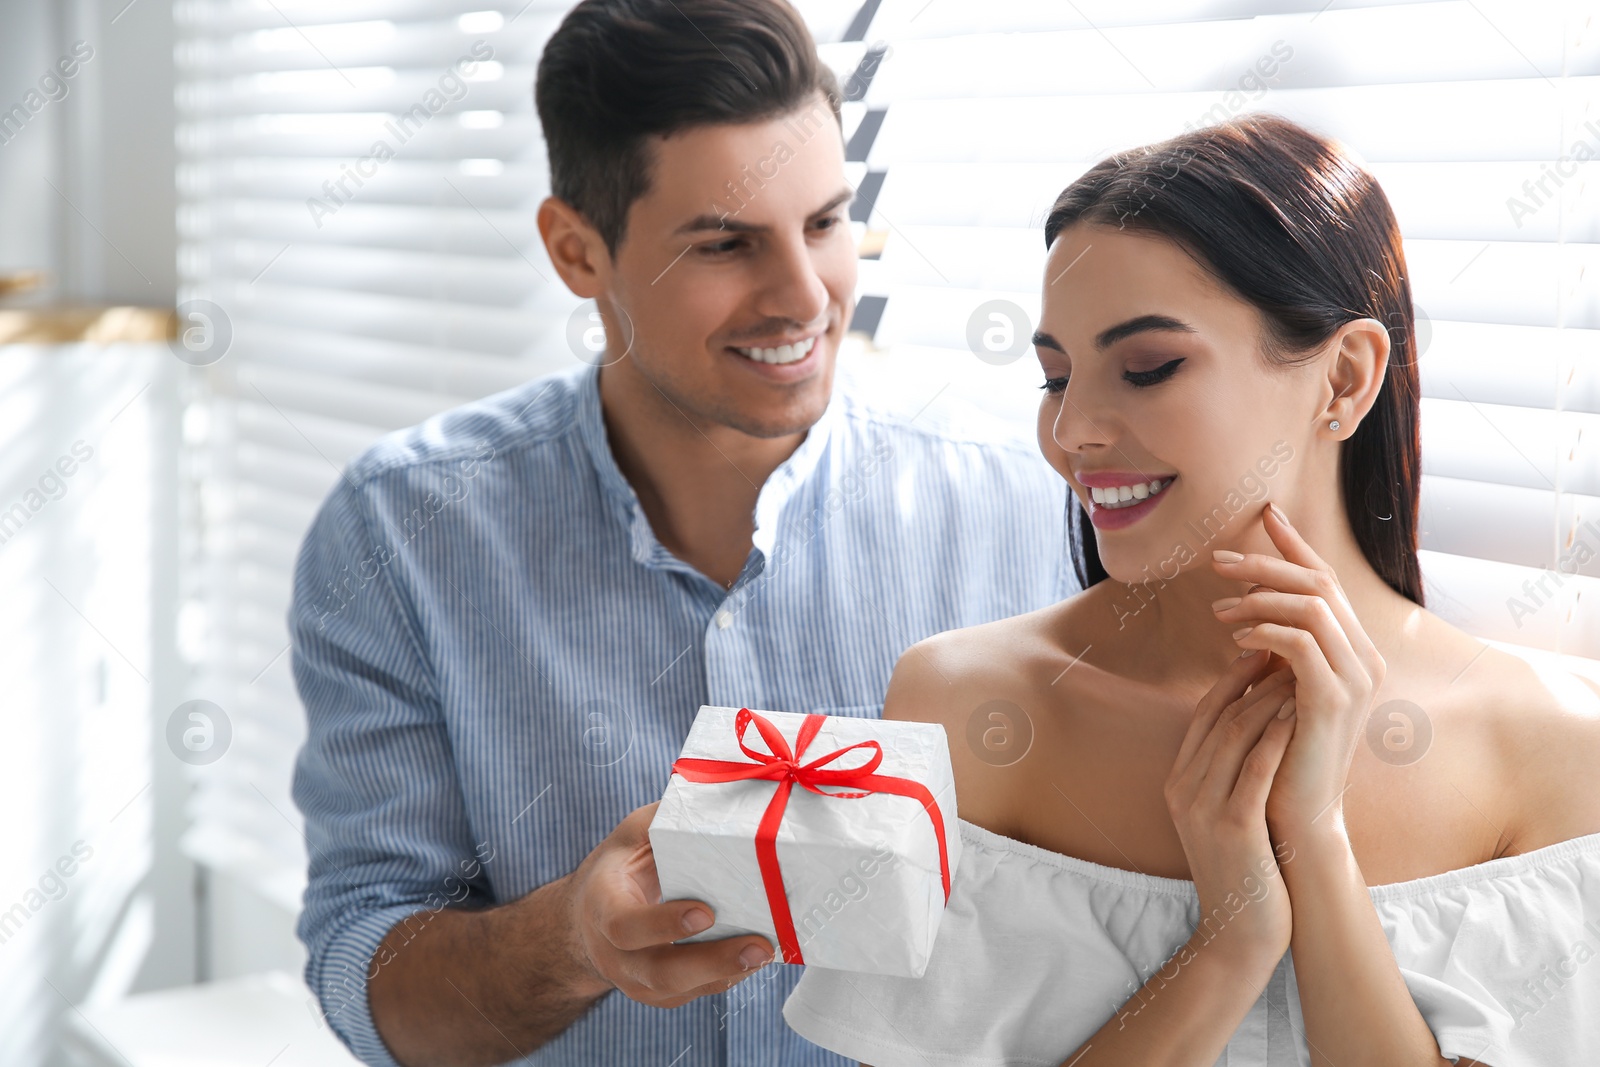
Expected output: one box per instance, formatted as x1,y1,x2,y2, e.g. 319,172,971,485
1039,357,1185,394
1122,356,1185,387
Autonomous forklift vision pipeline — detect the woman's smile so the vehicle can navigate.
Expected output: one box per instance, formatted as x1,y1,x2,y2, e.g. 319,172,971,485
1078,471,1178,530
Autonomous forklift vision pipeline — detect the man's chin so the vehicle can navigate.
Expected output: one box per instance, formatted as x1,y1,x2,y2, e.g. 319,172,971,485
712,395,831,440
713,360,835,438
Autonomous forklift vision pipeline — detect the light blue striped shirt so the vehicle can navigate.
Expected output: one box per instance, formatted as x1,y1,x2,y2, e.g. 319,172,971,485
289,362,1073,1066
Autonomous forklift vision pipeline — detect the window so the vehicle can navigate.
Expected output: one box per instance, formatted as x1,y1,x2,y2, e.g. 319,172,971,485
169,0,1600,936
833,0,1600,673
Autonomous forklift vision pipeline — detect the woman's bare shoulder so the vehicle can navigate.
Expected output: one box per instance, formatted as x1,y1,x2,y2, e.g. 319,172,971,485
882,591,1103,728
881,592,1110,828
1498,657,1600,853
1441,634,1600,854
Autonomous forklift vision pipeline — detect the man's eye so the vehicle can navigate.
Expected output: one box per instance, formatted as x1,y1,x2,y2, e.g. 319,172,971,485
813,214,845,232
700,239,746,255
1039,376,1069,395
1123,357,1185,387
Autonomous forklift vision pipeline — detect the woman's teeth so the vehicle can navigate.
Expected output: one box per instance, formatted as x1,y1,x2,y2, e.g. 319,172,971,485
735,337,816,364
1091,478,1172,509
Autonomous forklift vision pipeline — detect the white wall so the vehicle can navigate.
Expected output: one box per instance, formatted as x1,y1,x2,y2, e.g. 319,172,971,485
0,0,176,305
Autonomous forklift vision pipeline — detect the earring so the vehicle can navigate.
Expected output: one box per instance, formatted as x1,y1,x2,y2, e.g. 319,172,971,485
1329,420,1341,431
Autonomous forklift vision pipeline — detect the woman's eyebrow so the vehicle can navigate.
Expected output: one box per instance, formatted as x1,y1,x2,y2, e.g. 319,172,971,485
1094,314,1195,349
1031,331,1065,353
1032,315,1196,355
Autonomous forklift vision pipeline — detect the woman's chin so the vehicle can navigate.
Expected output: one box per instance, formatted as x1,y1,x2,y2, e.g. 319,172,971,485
1096,539,1200,587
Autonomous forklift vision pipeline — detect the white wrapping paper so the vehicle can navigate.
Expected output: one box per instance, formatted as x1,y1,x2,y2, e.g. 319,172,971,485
648,705,962,978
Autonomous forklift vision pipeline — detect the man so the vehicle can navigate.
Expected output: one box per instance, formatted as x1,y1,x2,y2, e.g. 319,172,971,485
289,1,1070,1064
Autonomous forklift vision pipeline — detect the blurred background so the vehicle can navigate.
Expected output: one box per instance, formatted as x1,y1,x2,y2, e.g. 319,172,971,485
0,0,1596,1063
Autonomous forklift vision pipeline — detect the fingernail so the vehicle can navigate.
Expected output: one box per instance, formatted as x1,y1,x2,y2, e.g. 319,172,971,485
1239,648,1259,658
1213,550,1245,563
1212,597,1242,612
1277,697,1296,720
682,909,712,935
1269,502,1290,524
740,945,771,970
1232,626,1254,640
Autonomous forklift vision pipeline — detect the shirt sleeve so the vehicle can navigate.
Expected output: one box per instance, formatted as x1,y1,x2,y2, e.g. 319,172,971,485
1375,840,1600,1067
289,473,489,1067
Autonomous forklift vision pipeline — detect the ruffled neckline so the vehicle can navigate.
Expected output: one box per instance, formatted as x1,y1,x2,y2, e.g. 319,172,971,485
957,817,1600,904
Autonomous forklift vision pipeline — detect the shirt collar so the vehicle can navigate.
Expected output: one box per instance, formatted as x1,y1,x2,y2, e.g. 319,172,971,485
572,362,842,571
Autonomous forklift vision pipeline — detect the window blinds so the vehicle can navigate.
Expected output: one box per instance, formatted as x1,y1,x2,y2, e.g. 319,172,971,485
173,0,589,908
172,0,1600,910
834,0,1600,663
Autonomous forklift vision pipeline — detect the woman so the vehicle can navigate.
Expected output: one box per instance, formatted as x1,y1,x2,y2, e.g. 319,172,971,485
782,115,1600,1066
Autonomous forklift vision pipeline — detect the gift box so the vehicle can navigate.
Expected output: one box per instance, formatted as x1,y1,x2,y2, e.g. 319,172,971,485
648,705,961,978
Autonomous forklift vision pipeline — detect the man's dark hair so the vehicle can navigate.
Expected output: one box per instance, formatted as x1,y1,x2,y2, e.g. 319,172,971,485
535,0,842,256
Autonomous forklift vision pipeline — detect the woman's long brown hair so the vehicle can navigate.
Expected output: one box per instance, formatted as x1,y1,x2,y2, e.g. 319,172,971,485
1045,114,1425,605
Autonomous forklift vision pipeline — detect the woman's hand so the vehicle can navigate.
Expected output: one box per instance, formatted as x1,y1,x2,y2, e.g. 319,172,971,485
1210,502,1387,837
1164,651,1300,968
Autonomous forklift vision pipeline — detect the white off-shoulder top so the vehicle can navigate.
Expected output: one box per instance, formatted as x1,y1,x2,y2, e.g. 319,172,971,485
783,818,1600,1067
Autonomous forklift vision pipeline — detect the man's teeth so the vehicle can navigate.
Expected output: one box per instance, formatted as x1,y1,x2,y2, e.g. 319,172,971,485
1091,478,1172,509
735,337,816,364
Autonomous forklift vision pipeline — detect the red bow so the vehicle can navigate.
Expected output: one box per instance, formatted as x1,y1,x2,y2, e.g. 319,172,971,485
670,707,952,965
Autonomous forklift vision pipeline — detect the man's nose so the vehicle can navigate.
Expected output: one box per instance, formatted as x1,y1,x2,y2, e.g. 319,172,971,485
755,235,830,328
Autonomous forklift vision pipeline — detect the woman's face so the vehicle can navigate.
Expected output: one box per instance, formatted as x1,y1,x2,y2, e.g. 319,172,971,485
1035,222,1324,586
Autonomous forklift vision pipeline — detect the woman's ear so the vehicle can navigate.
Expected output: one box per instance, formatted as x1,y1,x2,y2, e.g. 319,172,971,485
1323,318,1390,439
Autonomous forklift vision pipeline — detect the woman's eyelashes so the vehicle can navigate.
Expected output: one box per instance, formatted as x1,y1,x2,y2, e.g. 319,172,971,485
1038,357,1185,394
1122,357,1185,387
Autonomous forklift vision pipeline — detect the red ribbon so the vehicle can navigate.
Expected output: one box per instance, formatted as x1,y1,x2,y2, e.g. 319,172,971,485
670,707,952,965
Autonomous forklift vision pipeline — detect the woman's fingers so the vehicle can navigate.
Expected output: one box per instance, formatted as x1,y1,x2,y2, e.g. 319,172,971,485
1261,502,1325,571
1214,588,1364,683
1197,685,1297,807
1230,704,1298,814
1260,502,1324,566
1212,553,1349,610
1173,650,1275,774
1174,669,1294,795
1228,621,1344,711
1213,506,1385,681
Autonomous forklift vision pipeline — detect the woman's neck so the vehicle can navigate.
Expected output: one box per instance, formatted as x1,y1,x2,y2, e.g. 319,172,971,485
1095,502,1416,696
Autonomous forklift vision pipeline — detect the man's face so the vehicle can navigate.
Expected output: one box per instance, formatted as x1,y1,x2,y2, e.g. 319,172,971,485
602,93,857,439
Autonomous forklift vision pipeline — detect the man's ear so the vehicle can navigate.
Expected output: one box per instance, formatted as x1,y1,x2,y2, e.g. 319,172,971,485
537,196,612,299
1323,318,1390,440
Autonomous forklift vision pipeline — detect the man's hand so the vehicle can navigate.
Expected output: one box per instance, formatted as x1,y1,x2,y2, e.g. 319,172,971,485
560,801,776,1008
366,802,774,1067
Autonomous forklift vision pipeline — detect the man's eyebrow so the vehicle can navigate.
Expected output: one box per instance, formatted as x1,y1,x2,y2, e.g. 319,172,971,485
672,186,855,236
812,187,855,219
1031,316,1196,355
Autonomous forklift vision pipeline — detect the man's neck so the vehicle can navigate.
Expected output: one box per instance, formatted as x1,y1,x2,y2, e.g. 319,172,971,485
598,363,808,588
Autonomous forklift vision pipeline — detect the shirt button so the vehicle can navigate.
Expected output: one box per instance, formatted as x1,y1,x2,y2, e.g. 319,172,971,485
714,609,733,630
